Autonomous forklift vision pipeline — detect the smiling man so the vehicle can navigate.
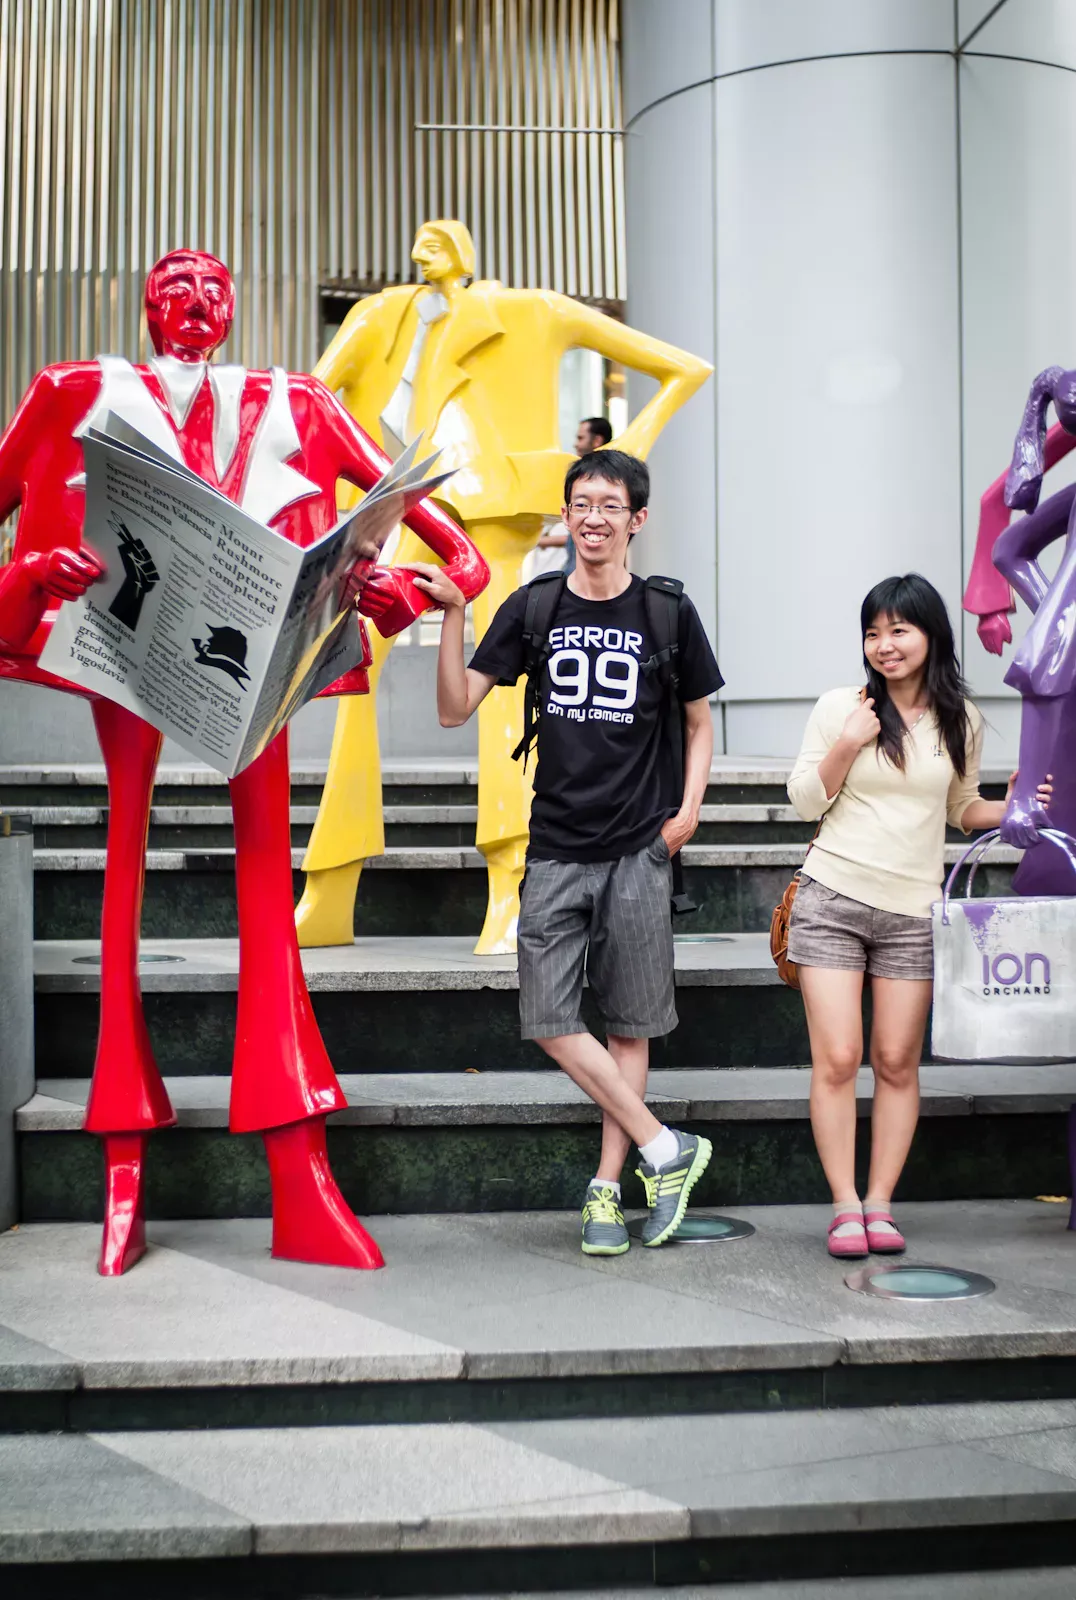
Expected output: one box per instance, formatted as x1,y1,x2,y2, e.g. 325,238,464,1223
402,449,724,1256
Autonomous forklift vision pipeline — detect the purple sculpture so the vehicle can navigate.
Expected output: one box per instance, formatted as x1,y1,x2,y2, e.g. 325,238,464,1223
964,373,1076,896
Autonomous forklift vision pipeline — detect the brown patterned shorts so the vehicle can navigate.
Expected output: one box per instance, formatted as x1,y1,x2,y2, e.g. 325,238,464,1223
787,876,934,982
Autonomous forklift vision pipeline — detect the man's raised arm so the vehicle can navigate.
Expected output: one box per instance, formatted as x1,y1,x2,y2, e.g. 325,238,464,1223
405,561,496,727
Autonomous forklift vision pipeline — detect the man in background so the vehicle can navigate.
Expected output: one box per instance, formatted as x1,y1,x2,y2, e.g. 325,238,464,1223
575,416,613,456
538,417,615,573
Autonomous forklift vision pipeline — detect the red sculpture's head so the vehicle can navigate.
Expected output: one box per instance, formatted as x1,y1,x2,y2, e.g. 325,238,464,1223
145,249,235,361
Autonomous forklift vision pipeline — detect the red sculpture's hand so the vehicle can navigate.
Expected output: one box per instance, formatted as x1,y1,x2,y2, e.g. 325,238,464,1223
353,567,400,623
357,565,429,636
366,516,488,639
29,546,105,601
0,545,104,651
398,498,489,611
976,610,1012,656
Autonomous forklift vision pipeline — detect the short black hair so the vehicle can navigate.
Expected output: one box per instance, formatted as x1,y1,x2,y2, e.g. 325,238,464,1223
582,415,613,446
564,448,649,513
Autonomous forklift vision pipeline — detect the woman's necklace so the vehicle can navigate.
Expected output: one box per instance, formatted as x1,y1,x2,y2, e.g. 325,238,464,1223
901,704,930,733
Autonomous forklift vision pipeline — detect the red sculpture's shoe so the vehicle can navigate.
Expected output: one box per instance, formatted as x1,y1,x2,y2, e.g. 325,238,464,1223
263,1117,385,1270
98,1133,149,1276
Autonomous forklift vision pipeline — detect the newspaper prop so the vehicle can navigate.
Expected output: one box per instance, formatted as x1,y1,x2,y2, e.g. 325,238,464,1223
39,420,450,777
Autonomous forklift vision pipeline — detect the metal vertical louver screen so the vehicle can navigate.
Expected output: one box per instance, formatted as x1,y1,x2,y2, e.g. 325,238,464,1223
0,0,625,428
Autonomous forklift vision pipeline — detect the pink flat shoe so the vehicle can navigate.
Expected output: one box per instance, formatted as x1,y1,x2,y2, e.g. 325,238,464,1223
864,1209,906,1254
827,1211,868,1259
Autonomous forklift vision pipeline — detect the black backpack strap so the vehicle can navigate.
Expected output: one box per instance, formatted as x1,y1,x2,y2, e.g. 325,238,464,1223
642,575,697,917
510,571,567,766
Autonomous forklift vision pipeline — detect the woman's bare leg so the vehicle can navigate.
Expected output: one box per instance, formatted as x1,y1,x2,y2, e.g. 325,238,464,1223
799,966,866,1204
864,976,932,1204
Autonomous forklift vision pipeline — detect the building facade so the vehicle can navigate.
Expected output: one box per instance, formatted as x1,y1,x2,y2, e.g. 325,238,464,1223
0,0,625,760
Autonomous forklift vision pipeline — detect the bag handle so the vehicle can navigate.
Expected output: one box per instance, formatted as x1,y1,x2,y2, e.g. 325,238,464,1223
941,826,1076,923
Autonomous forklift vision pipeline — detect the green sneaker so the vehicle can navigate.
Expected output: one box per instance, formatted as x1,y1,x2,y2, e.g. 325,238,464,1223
580,1183,630,1256
635,1131,713,1247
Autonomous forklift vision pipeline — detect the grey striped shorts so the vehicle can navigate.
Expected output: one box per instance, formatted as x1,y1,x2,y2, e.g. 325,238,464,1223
517,837,678,1041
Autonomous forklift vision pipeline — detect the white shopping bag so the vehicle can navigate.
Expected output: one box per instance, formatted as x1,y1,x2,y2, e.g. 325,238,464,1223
931,829,1076,1064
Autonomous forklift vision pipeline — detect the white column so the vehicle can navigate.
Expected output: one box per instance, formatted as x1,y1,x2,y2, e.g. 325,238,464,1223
624,2,962,756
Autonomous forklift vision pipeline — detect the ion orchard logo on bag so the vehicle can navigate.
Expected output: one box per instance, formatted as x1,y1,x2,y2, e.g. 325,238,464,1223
981,952,1051,996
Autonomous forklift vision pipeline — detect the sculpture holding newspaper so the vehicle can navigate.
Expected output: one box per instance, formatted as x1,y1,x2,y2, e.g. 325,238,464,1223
964,370,1076,896
0,248,488,1275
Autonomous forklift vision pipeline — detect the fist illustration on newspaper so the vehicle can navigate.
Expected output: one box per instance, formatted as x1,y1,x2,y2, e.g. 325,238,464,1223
108,518,160,633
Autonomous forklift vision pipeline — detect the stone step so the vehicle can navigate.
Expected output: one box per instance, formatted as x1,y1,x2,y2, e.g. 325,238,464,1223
3,1201,1076,1420
29,842,1021,941
30,933,814,1076
416,1579,1076,1600
15,803,484,850
0,757,1010,820
4,1205,1076,1591
17,1066,1074,1221
3,799,829,848
34,930,1049,1079
415,1577,1076,1600
5,1400,1076,1592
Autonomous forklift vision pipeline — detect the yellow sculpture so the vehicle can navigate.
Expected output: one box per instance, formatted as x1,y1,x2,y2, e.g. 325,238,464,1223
297,220,712,953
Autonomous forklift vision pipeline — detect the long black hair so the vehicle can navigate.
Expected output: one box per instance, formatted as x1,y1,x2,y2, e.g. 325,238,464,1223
860,574,970,777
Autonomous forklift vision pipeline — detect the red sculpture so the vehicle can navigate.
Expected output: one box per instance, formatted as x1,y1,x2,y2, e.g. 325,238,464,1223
0,249,488,1274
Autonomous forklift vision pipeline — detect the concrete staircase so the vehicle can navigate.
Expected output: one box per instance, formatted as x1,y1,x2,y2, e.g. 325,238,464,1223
3,758,1076,1596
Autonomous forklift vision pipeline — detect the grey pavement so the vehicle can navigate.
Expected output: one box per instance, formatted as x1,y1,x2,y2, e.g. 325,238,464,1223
20,1062,1076,1130
6,1400,1076,1560
0,1433,250,1563
4,1202,1076,1391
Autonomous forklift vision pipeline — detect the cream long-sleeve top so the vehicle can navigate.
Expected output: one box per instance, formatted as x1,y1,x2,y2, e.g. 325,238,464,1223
787,687,985,918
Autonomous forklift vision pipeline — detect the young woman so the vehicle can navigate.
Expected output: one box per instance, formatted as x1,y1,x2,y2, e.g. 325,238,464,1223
787,573,1053,1259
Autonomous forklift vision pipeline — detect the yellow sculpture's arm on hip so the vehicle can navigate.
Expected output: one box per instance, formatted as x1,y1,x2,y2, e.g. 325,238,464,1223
555,298,713,460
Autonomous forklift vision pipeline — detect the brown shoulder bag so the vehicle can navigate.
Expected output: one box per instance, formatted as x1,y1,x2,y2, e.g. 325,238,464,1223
769,820,822,991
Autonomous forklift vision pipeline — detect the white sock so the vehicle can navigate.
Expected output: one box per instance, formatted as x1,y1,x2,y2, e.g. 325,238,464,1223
864,1197,899,1235
639,1126,680,1169
831,1200,864,1240
590,1178,621,1199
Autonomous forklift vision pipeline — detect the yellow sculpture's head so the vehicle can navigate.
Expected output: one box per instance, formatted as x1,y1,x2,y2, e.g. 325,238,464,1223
412,221,476,286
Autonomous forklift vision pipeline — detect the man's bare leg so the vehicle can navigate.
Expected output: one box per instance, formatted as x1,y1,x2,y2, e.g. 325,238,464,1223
535,1031,662,1149
596,1035,649,1182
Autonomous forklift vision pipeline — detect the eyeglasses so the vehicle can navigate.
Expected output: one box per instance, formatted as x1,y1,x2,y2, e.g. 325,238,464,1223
567,501,632,518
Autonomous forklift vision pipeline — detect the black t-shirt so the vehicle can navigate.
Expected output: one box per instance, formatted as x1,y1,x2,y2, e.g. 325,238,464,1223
469,576,724,863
